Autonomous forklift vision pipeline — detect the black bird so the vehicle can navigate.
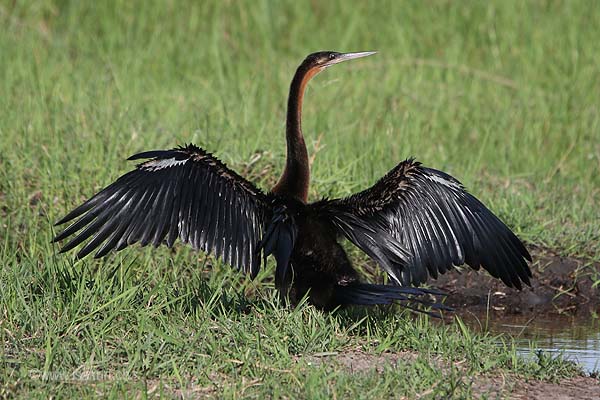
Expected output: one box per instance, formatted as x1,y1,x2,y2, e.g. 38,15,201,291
53,51,532,312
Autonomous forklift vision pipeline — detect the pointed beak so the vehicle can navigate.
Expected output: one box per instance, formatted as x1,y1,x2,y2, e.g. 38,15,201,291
325,51,377,67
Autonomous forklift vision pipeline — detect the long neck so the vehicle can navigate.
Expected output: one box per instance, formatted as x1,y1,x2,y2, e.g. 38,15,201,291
273,65,319,203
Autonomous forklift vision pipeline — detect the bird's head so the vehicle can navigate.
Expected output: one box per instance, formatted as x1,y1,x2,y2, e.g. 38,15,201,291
300,51,376,75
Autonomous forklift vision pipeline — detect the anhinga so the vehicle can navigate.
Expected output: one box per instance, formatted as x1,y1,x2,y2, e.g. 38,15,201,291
53,51,532,312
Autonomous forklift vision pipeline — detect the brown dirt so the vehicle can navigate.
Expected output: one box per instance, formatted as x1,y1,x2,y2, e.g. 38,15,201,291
300,350,600,399
475,375,600,400
432,246,600,317
304,349,419,373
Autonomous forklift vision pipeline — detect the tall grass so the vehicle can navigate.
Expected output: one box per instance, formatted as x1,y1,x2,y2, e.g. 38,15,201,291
0,1,597,398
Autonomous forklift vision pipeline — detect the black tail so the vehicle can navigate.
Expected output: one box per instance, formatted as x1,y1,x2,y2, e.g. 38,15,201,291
257,204,297,287
334,283,452,316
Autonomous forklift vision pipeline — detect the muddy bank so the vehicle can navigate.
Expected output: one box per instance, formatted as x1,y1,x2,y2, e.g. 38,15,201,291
432,247,600,317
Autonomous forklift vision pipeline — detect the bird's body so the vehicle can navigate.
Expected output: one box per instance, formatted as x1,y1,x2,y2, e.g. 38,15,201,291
268,196,359,310
53,51,532,313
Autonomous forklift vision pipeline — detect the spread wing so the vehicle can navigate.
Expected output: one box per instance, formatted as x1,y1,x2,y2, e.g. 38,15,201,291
313,159,532,288
53,144,269,277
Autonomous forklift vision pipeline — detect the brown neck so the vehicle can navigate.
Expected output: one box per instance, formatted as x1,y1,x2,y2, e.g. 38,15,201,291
272,65,320,203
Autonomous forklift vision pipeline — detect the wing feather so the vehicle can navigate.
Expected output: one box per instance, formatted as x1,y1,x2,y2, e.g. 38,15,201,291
53,144,269,274
312,159,532,288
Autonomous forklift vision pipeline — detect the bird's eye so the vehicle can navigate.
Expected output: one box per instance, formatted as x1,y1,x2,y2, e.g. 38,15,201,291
329,54,336,60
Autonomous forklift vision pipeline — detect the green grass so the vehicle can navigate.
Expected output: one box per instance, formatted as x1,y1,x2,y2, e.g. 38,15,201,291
0,257,582,398
1,0,598,398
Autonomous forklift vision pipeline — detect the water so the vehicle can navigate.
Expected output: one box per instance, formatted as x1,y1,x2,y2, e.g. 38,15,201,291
463,314,600,373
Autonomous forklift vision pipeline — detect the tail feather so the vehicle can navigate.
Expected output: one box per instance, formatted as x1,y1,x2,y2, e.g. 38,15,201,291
334,283,452,316
257,204,297,287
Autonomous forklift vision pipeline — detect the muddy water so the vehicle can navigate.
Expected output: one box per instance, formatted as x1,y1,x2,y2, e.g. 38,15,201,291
461,314,600,373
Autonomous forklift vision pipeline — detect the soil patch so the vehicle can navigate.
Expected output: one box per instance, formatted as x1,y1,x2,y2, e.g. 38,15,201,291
303,349,419,373
300,350,600,399
475,375,600,400
432,246,599,317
